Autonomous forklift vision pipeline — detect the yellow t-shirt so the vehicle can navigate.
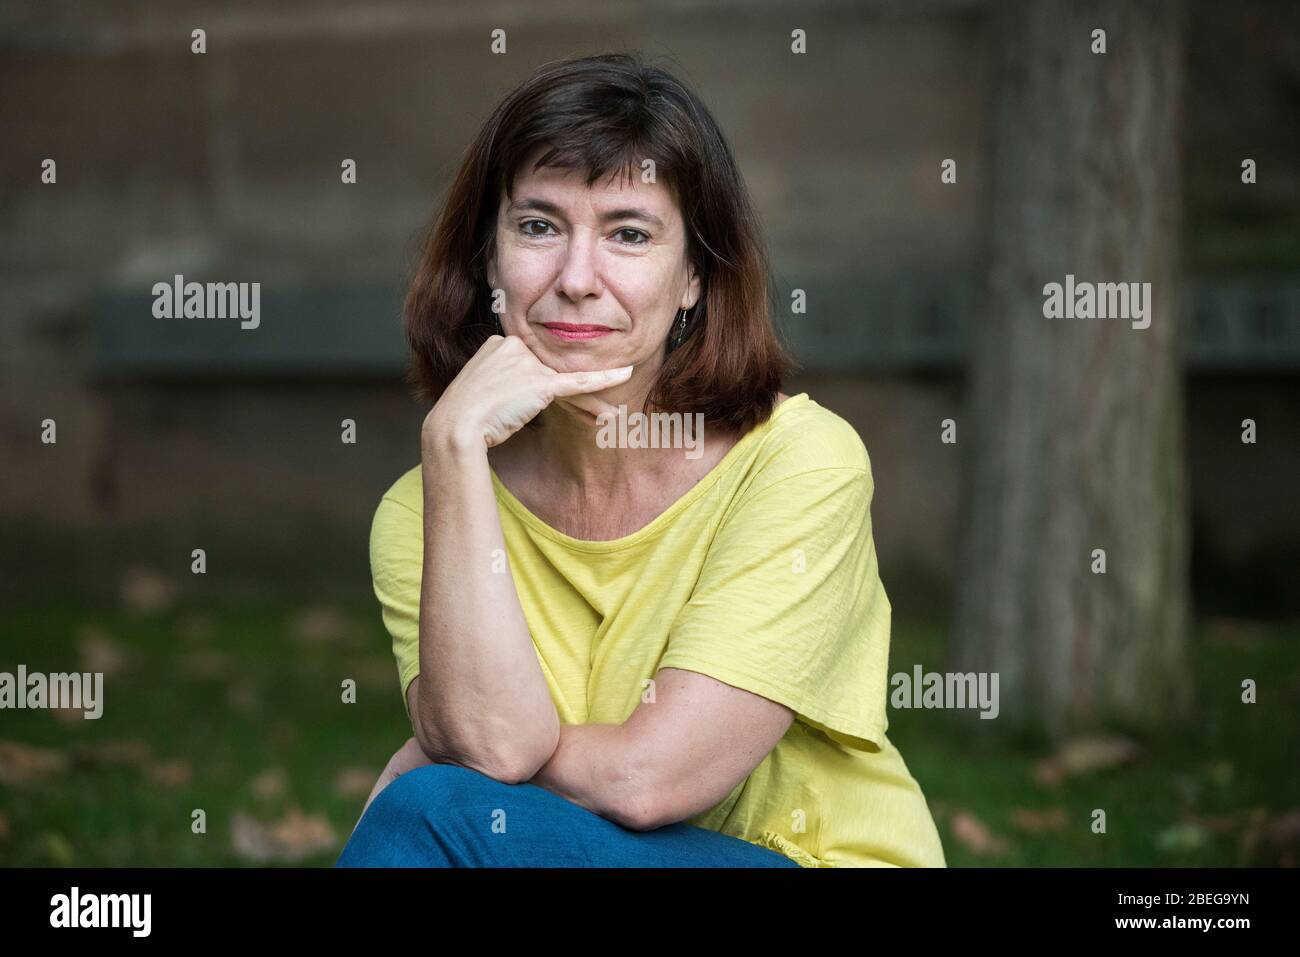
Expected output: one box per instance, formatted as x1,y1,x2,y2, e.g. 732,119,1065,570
369,392,946,867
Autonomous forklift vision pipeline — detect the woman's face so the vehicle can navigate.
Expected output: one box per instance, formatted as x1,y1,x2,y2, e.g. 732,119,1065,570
485,151,701,379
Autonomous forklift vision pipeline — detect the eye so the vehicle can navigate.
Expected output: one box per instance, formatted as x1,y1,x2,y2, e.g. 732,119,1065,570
614,228,649,245
519,219,555,238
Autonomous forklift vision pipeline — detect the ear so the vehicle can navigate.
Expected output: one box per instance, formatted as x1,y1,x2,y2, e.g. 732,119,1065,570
682,261,702,312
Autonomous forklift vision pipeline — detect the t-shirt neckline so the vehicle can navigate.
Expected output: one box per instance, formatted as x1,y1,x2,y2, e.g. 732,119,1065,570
488,392,810,553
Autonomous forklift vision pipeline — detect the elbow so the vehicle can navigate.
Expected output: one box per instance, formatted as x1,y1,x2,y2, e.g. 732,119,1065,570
613,795,661,832
607,742,715,832
499,711,561,783
484,753,545,786
474,724,555,784
429,711,559,786
469,738,555,786
613,785,672,832
406,673,559,784
607,751,667,831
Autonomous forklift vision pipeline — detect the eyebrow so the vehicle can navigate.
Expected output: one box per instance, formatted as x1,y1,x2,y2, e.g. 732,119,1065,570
508,197,665,230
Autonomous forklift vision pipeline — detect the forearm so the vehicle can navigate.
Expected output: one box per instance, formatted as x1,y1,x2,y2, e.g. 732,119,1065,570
414,429,559,781
526,723,651,830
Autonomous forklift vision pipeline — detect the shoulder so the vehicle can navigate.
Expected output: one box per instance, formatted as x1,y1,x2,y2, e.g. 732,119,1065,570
369,466,424,560
743,394,874,495
365,467,426,594
376,465,424,518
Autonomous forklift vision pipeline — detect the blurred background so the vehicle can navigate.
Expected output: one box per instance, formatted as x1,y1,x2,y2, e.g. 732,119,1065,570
0,0,1296,866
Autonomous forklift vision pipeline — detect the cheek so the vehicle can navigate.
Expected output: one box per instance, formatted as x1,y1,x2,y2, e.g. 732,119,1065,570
496,244,555,303
608,262,678,323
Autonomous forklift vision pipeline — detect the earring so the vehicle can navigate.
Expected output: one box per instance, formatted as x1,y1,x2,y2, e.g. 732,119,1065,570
493,313,504,336
670,308,689,350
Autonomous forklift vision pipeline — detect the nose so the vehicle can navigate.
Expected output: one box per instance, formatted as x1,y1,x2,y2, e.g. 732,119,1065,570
555,227,604,303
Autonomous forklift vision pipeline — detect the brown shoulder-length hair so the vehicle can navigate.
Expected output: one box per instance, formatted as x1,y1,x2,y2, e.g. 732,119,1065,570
403,52,795,435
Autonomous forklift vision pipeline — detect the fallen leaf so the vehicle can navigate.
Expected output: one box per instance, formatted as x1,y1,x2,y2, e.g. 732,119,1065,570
334,767,380,799
1009,806,1067,833
291,607,349,644
120,567,177,616
949,810,1010,856
147,759,193,789
250,768,289,801
231,808,336,863
51,705,87,726
76,625,126,676
1034,735,1140,786
269,808,336,858
0,739,69,786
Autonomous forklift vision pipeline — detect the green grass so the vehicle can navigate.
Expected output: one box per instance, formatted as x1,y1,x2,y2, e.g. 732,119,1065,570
887,612,1300,866
0,600,1295,866
0,601,399,867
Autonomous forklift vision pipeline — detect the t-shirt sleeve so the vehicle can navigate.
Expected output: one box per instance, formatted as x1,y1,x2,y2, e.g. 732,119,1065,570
369,492,424,722
657,464,892,752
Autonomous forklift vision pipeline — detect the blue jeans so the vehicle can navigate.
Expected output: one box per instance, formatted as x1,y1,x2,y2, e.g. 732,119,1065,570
336,763,800,868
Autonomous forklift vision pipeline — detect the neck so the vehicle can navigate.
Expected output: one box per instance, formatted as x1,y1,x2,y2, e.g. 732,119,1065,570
534,385,671,489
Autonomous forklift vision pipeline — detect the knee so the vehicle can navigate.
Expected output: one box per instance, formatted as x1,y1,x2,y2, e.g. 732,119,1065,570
362,762,501,831
339,764,504,867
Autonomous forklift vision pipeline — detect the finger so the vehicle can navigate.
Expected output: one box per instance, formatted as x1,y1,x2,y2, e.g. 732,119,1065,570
549,365,634,397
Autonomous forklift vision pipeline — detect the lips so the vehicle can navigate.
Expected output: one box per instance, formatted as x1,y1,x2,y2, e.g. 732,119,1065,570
541,322,614,341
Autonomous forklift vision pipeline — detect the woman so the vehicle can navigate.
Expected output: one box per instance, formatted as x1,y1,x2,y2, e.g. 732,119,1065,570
337,53,945,868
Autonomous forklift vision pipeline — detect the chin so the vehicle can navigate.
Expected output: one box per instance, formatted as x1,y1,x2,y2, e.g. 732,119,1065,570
537,346,618,370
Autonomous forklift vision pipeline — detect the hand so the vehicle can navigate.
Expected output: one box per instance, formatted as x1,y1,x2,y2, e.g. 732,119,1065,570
422,334,633,450
353,736,435,831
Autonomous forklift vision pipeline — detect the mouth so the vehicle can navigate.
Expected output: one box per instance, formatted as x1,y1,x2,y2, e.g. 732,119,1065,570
540,322,615,341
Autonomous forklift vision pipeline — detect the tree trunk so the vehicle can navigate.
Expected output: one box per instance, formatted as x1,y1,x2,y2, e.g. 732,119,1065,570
952,0,1192,739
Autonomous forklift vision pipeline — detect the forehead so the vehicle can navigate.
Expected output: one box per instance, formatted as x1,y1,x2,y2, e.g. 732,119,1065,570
505,154,680,222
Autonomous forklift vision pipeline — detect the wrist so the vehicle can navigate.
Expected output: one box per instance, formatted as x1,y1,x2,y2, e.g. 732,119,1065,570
421,412,483,458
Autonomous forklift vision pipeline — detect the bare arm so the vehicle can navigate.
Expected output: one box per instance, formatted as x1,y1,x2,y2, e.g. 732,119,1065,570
361,666,791,831
526,667,795,830
410,429,557,782
406,335,633,783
